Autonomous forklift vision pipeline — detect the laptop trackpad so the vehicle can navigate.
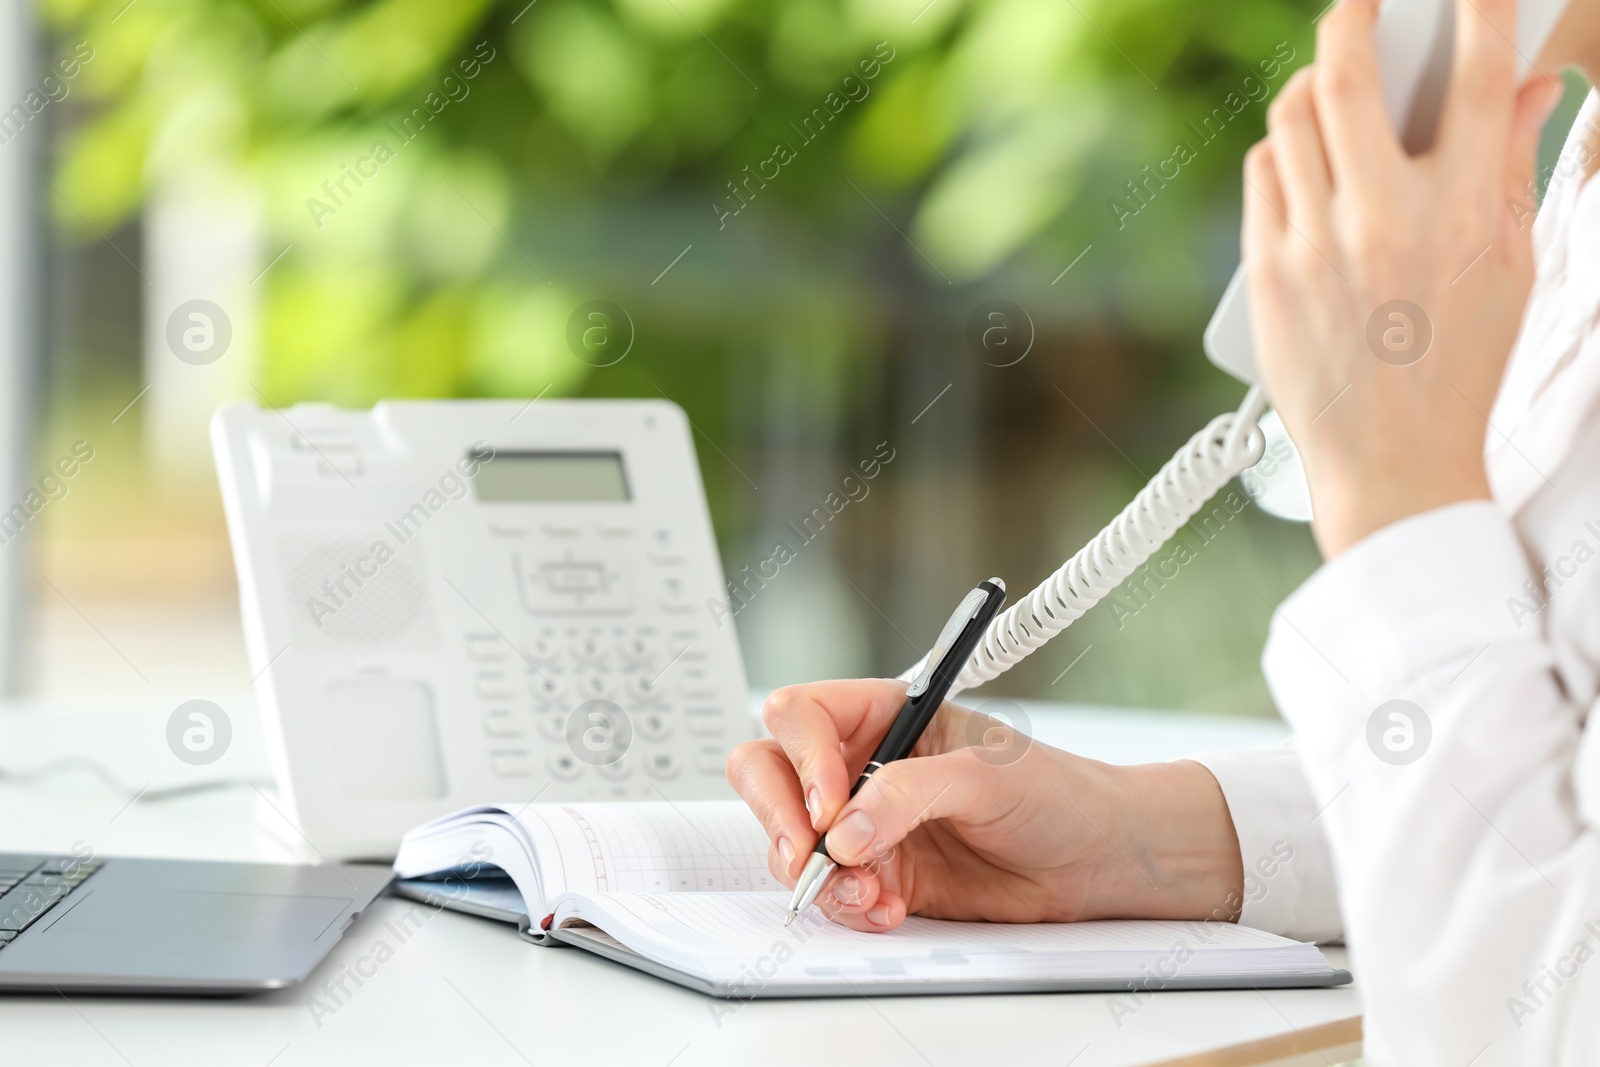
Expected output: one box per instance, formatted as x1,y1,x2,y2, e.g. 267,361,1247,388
0,888,353,983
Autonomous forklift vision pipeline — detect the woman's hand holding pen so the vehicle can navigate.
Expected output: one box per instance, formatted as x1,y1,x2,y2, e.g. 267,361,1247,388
727,678,1248,933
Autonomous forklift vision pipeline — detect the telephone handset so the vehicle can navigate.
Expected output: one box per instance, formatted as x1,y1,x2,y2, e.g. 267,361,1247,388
932,0,1571,696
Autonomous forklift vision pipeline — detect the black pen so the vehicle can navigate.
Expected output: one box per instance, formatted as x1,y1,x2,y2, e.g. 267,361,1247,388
782,577,1008,926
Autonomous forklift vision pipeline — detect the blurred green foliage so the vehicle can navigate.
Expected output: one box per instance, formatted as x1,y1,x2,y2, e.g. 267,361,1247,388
43,0,1315,405
39,0,1330,707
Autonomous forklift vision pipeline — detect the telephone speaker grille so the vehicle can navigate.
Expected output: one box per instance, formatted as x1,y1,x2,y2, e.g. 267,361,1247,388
280,537,437,647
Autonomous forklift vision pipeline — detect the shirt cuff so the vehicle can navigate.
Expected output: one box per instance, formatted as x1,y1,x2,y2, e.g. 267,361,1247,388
1264,500,1537,728
1187,741,1344,944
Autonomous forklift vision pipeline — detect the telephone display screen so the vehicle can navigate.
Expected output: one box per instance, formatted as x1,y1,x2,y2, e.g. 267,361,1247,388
473,451,630,502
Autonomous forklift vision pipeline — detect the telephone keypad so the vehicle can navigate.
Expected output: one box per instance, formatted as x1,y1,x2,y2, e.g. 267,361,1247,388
470,622,727,796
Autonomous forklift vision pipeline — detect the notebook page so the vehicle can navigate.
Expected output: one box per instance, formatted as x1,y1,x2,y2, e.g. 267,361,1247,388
554,891,1331,989
516,800,775,899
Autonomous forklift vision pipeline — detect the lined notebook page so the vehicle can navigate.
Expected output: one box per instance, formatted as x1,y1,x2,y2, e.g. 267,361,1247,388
555,891,1329,988
516,800,775,898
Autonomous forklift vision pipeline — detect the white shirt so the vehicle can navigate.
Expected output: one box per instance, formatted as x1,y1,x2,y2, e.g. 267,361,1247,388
1191,92,1600,1065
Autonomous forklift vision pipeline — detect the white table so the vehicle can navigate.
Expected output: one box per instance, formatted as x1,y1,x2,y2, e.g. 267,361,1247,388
0,694,1359,1067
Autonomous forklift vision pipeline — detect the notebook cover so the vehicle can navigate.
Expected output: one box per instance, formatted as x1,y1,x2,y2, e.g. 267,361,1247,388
547,923,1355,1000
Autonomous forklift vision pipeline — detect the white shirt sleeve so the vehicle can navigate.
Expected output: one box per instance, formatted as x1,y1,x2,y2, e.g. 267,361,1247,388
1262,500,1600,1066
1187,741,1344,944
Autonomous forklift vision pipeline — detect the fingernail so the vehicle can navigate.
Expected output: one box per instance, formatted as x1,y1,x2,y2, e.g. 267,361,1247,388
866,905,891,926
833,876,862,905
826,810,876,861
806,788,821,822
777,836,795,870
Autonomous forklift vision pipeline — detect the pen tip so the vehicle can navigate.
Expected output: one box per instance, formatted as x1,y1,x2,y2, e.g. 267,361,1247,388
783,911,796,927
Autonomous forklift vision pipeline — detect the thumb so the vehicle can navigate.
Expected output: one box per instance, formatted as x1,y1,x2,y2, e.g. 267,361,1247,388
1502,75,1564,236
822,749,1005,867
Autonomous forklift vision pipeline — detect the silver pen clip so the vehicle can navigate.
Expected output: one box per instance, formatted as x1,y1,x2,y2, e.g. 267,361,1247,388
905,578,1003,698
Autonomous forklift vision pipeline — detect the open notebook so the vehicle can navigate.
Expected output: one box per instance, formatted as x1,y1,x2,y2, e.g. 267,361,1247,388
392,800,1350,998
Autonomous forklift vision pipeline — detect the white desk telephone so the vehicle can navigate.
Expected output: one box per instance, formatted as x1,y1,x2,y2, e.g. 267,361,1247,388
212,400,753,859
928,0,1572,696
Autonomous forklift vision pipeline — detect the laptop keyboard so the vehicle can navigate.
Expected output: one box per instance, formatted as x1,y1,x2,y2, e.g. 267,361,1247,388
0,857,103,946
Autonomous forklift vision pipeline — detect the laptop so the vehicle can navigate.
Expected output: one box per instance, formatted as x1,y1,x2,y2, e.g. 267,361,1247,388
0,851,392,993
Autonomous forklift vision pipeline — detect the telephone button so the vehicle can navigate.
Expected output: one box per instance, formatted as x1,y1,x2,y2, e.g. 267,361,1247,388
488,523,528,540
685,707,725,738
465,634,506,663
526,634,560,662
569,634,606,663
642,752,681,781
616,634,653,664
676,674,717,701
530,673,569,706
491,751,533,778
574,673,615,701
656,575,690,611
693,746,728,776
483,709,523,739
535,711,566,742
595,756,632,781
623,675,664,707
545,752,584,781
475,671,514,701
638,712,672,741
516,552,634,614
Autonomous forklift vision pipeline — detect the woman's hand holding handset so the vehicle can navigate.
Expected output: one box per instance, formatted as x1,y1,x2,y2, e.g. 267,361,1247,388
1245,0,1564,557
